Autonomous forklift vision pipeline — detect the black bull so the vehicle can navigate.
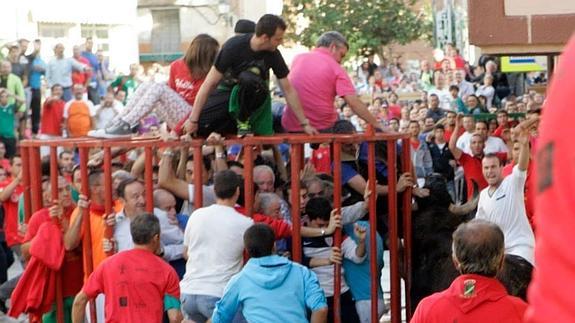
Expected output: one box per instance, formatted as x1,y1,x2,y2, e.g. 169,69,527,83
408,174,533,309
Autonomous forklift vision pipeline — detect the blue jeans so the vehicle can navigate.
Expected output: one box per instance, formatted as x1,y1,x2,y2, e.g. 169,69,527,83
181,293,247,323
181,294,220,323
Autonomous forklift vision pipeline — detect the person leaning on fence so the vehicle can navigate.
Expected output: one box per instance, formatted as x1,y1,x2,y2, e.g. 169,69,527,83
105,178,146,253
183,14,318,137
9,176,81,322
411,219,527,323
64,169,110,275
302,197,366,323
72,213,182,323
211,223,328,323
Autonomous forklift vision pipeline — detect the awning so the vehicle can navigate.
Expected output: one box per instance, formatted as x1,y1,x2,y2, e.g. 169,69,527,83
139,52,183,63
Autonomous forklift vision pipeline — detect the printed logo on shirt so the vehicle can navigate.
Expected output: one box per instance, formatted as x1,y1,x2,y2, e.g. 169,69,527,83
537,142,554,193
462,279,477,298
495,194,506,201
175,79,194,90
119,296,128,307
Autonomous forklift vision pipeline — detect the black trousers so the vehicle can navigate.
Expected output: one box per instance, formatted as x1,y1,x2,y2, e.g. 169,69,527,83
0,137,17,159
326,290,360,323
30,88,42,134
196,90,237,137
0,241,14,284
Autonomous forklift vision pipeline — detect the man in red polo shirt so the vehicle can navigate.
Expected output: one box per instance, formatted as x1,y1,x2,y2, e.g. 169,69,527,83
411,219,527,323
449,114,506,199
40,85,66,138
72,214,182,323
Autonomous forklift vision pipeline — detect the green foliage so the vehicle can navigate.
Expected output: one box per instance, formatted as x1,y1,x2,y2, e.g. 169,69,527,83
284,0,433,58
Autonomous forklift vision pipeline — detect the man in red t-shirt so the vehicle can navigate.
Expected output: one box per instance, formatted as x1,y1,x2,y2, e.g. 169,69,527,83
0,155,24,255
412,219,527,323
72,214,182,323
449,114,506,199
71,46,92,88
40,84,66,137
20,176,82,321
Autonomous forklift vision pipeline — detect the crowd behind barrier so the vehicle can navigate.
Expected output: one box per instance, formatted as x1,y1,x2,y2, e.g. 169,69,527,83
0,12,546,323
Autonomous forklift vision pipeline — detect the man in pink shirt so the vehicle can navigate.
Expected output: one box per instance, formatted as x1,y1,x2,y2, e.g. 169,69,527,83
281,31,384,132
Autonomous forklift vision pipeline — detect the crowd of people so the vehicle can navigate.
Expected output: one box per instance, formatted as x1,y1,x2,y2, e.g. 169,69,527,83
0,12,546,323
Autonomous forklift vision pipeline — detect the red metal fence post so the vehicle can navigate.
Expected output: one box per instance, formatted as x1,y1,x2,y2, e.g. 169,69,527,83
387,140,400,323
243,145,254,217
144,146,154,213
78,146,98,323
290,144,302,263
367,140,379,322
332,141,342,323
401,138,413,320
193,143,204,210
29,147,41,213
49,146,64,323
103,146,114,256
20,145,31,222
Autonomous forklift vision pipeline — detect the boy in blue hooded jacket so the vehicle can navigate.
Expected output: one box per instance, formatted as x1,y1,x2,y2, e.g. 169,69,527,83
211,224,328,323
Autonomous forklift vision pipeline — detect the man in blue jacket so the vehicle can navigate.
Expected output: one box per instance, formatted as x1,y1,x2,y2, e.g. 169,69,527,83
211,224,328,323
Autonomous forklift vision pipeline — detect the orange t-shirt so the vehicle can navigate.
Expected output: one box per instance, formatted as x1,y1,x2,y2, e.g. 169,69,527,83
69,205,108,280
64,99,95,137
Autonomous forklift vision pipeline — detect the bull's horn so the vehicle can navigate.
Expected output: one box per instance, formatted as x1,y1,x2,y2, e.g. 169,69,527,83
449,196,478,215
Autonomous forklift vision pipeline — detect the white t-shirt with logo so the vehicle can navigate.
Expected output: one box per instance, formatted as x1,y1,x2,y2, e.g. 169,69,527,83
180,204,253,297
476,165,535,265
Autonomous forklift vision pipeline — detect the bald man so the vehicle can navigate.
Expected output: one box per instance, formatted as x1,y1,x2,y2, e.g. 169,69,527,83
412,220,527,323
153,189,185,278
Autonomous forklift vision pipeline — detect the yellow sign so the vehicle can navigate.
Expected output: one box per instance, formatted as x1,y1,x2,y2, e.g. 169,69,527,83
501,56,545,73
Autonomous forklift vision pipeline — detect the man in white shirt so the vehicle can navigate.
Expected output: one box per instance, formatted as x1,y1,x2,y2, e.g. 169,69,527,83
456,115,475,153
106,178,146,253
459,120,508,155
475,118,537,266
94,92,122,129
180,170,253,322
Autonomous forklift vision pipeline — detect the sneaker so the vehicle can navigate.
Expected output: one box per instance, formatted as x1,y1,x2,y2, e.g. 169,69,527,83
237,120,253,137
88,119,135,138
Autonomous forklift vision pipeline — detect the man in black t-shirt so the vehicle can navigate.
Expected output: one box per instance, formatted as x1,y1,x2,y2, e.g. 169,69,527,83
184,14,318,137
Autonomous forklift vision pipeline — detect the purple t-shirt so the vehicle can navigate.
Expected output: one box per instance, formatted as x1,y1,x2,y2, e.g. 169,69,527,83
282,48,356,132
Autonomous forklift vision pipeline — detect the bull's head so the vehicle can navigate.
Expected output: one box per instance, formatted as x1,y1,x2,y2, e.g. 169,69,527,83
415,173,479,216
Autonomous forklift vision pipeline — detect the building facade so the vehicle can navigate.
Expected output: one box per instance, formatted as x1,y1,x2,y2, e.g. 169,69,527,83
0,0,140,74
468,0,575,55
137,0,282,65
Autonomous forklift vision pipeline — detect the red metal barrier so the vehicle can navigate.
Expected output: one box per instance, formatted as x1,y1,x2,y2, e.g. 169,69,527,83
331,141,343,323
401,137,414,320
290,144,303,263
19,132,411,323
387,140,400,323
